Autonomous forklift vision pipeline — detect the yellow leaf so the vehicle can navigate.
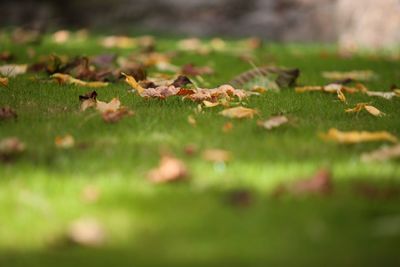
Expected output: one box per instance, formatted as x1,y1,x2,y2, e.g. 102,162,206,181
0,77,9,87
52,73,108,88
121,72,145,94
295,86,323,93
364,105,385,117
345,103,367,113
321,128,397,144
219,106,258,119
202,100,220,108
337,88,346,102
322,70,376,81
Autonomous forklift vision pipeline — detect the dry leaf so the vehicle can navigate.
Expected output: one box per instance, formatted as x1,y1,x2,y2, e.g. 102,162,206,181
337,88,346,102
322,70,376,81
0,64,27,77
0,106,17,120
52,30,70,44
148,155,188,183
0,76,9,87
122,72,144,94
52,73,108,88
321,128,398,144
361,144,400,162
203,100,220,108
219,106,258,119
202,149,231,163
96,98,121,113
257,115,288,130
55,135,75,149
101,35,136,49
79,91,97,111
366,91,399,100
345,103,384,117
102,108,134,123
67,217,106,247
290,169,332,195
0,137,25,160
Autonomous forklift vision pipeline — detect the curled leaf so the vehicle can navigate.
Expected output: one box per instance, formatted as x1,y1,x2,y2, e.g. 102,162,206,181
79,91,97,111
345,103,384,117
321,128,397,144
219,106,258,119
122,72,144,94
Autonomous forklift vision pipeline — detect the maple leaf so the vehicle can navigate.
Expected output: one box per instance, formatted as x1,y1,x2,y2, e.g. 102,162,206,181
202,149,231,163
148,155,188,183
52,73,108,87
320,128,398,144
257,115,288,130
0,106,17,120
219,106,258,119
67,217,106,247
55,135,75,149
361,144,400,162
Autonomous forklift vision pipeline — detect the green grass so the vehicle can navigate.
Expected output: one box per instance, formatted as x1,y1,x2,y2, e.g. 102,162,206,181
1,34,400,267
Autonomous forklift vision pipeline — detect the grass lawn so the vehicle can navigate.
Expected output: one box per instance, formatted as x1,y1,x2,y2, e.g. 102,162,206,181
1,33,400,266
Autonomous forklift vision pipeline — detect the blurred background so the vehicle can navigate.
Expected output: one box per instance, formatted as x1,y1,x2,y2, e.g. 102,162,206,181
1,0,400,48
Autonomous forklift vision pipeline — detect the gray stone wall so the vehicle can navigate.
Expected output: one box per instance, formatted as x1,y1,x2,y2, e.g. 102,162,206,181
0,0,399,48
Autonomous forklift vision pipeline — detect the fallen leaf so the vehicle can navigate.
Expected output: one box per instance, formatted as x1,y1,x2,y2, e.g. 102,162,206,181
52,30,70,44
366,91,399,100
364,105,385,117
337,88,346,102
96,98,121,113
101,35,136,49
230,66,300,89
121,72,144,94
361,144,400,162
0,137,25,161
55,135,75,149
202,149,231,163
79,91,97,111
203,100,220,108
219,106,258,119
102,108,134,123
148,155,188,183
0,106,17,120
170,75,192,87
321,128,397,144
322,70,376,81
257,115,288,130
0,64,27,77
67,217,106,247
0,76,9,87
52,73,108,87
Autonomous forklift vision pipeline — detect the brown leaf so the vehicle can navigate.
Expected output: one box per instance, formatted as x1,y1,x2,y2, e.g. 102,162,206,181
202,149,231,163
0,106,17,120
67,217,106,247
0,77,9,87
321,128,398,144
170,75,192,87
257,115,288,130
148,155,188,183
102,108,134,123
361,144,400,162
219,106,258,119
0,137,25,161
